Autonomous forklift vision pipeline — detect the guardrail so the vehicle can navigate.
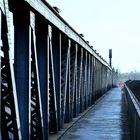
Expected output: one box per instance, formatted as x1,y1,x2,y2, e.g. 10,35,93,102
124,81,140,140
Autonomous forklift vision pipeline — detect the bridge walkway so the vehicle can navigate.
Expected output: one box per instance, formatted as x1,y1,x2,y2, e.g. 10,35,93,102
59,88,131,140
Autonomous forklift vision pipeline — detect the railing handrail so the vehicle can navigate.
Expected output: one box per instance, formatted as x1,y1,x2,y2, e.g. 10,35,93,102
124,83,140,114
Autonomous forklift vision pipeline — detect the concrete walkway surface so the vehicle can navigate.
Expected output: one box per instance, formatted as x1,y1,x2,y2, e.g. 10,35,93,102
59,88,131,140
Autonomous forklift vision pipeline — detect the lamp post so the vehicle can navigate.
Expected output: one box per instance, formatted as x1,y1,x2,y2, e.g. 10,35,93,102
109,49,112,67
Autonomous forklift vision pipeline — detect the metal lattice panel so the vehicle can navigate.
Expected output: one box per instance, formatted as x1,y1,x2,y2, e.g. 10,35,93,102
1,43,19,139
83,51,87,110
48,26,58,134
88,55,94,106
61,36,70,127
69,43,77,119
90,56,94,104
29,12,43,139
49,71,57,134
51,28,61,131
94,59,97,100
1,2,21,139
77,48,84,114
87,54,91,106
64,54,70,123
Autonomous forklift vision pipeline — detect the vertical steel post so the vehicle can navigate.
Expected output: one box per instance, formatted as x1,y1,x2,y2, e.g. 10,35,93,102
69,42,77,121
29,11,44,139
36,14,49,139
48,25,58,134
64,39,71,123
52,28,61,130
14,1,30,139
74,44,78,115
94,58,97,100
87,54,91,106
84,51,87,109
0,9,2,139
91,56,95,104
70,43,77,117
79,48,83,113
61,34,70,127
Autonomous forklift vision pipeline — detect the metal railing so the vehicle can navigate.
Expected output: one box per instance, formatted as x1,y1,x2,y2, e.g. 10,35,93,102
124,82,140,140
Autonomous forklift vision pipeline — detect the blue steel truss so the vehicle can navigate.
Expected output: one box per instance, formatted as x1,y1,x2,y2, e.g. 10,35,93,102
0,0,117,139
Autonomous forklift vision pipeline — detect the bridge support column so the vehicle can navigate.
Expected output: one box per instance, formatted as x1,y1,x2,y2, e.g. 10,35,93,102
36,14,49,139
69,43,77,120
51,28,61,130
78,48,84,113
14,2,30,139
60,34,70,127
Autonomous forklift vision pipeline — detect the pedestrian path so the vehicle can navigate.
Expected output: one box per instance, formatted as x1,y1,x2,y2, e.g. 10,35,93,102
59,88,131,140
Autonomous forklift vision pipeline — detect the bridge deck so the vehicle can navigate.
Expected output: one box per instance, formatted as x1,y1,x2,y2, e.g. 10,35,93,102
59,88,131,140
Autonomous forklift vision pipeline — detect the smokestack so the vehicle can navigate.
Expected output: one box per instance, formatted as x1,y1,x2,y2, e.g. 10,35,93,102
109,49,112,67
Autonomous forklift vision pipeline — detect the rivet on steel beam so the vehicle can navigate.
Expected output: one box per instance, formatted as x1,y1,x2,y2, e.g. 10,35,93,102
53,7,61,13
79,34,84,37
90,46,93,49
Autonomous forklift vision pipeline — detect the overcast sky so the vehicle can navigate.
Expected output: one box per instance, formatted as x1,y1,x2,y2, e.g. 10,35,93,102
47,0,140,73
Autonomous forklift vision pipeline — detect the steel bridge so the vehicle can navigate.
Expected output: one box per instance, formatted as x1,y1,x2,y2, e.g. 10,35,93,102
1,0,118,139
